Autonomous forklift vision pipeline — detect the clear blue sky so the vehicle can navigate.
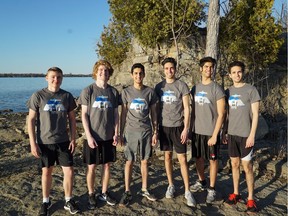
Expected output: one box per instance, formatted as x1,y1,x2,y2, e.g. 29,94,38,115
0,0,111,74
0,0,285,74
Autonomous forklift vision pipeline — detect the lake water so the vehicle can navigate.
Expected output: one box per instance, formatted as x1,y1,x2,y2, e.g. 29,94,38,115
0,77,95,112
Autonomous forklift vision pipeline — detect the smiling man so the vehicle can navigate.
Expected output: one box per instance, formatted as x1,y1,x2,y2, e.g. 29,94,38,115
78,60,119,210
119,63,158,206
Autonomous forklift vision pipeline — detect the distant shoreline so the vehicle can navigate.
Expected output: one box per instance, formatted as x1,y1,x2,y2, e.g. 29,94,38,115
0,73,91,77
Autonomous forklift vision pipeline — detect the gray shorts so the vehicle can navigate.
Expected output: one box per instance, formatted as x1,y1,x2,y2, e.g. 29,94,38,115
124,130,152,161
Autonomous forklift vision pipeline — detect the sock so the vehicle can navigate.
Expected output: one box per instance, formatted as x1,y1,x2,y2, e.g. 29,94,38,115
43,197,49,203
142,188,147,192
65,197,72,202
200,179,207,186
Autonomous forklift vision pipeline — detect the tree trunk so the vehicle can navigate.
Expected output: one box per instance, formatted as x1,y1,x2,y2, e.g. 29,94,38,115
205,0,220,60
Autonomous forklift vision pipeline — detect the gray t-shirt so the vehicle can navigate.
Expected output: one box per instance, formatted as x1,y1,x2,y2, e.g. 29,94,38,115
226,84,261,137
78,83,119,141
155,79,190,127
191,81,225,136
28,88,77,144
121,85,158,132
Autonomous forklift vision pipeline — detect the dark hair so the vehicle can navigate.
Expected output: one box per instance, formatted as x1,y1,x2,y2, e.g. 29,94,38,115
199,57,216,67
46,67,63,75
131,63,145,74
92,59,114,80
161,57,177,68
228,61,245,73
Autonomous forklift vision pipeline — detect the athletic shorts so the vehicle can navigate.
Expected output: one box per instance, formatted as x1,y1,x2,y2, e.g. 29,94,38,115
228,135,253,161
124,130,152,161
159,125,186,154
83,140,116,165
38,141,73,168
191,133,220,160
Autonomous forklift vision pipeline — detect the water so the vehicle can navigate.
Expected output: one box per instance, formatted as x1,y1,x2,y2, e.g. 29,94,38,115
0,77,94,112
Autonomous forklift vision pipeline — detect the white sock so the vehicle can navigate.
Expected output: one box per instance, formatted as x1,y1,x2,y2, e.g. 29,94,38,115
43,197,49,203
65,197,72,202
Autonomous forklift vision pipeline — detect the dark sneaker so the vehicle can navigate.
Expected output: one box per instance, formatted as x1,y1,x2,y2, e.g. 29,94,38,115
246,200,258,213
190,180,207,192
64,199,80,214
138,190,157,201
225,193,242,205
119,191,132,207
87,193,97,210
39,201,52,216
98,191,117,206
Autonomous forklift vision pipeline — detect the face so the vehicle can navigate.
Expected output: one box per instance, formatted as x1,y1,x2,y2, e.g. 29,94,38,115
229,66,243,83
200,62,214,78
163,62,176,79
96,65,110,82
131,67,145,84
46,71,63,89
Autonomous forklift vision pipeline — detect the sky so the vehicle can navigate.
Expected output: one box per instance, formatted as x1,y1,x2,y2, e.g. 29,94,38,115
0,0,285,74
0,0,111,74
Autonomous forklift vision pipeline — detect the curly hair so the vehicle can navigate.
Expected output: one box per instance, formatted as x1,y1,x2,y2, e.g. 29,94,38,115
92,60,114,80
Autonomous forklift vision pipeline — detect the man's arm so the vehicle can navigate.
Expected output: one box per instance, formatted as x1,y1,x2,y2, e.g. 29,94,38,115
68,109,76,153
27,109,40,158
119,103,128,146
181,94,190,144
150,102,158,146
113,107,119,146
81,105,97,148
208,97,226,146
246,101,259,148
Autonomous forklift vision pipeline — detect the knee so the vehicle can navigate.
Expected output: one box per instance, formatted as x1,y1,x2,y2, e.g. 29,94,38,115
165,152,173,161
242,162,253,173
231,160,240,169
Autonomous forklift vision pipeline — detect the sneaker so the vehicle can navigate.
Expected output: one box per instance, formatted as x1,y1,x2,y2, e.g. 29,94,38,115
39,201,52,216
185,191,196,207
119,191,132,207
246,200,258,213
225,193,242,205
165,185,175,198
87,193,97,210
206,188,216,204
190,180,207,192
98,191,117,206
138,190,157,201
64,199,80,214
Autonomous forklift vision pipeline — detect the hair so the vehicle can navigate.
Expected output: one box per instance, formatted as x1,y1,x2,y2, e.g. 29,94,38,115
131,63,145,74
199,56,217,67
228,61,245,73
161,57,177,68
46,67,63,75
92,59,114,80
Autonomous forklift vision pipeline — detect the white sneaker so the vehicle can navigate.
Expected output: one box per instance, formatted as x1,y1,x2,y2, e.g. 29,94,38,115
206,188,216,204
165,185,175,198
185,191,196,207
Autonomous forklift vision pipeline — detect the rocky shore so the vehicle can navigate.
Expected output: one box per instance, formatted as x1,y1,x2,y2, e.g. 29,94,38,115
0,111,287,215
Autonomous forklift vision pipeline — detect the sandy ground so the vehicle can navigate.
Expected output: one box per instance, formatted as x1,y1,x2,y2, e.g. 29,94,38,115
0,112,287,216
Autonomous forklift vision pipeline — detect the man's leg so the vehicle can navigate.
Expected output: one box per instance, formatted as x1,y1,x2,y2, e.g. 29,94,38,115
42,166,53,199
242,160,254,200
209,159,218,188
62,166,74,198
125,160,133,192
86,164,96,194
230,157,240,195
195,157,205,181
164,151,173,186
101,163,111,193
141,159,148,190
177,153,189,191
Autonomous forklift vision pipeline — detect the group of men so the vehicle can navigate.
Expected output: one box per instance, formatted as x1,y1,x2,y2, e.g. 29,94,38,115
27,57,260,215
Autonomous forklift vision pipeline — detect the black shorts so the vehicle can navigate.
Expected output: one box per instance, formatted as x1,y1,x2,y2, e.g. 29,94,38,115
38,141,73,168
228,135,253,161
83,140,116,165
159,125,186,154
191,133,220,160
